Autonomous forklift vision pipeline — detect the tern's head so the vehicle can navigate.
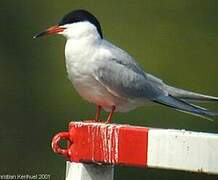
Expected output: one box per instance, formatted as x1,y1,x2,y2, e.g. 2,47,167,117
34,9,103,40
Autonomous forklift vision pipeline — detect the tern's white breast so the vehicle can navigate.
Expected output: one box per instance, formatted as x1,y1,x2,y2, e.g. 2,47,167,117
64,38,128,110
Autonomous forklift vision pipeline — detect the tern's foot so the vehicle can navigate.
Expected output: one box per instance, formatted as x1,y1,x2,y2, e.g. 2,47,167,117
106,119,112,124
105,105,115,124
82,119,97,123
81,119,111,123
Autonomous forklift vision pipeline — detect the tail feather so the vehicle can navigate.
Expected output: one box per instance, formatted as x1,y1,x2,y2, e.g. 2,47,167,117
166,85,218,102
153,95,218,119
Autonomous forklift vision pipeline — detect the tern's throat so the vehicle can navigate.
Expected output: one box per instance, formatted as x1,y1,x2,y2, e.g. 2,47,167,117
64,32,101,65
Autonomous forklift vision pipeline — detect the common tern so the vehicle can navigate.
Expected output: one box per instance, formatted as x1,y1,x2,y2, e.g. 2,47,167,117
34,9,218,123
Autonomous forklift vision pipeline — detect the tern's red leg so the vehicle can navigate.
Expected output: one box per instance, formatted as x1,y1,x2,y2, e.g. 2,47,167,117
95,105,102,122
106,106,116,123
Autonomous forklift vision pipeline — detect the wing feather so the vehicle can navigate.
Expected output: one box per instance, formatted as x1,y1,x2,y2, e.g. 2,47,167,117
92,43,165,100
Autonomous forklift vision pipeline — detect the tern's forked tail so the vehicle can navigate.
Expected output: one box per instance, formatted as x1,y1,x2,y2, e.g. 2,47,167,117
166,85,218,102
153,94,218,121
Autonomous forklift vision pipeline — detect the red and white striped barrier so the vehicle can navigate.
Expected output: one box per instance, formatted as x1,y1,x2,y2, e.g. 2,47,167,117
52,121,218,179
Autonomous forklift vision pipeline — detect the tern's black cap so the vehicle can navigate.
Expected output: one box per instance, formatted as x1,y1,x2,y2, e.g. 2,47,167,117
58,9,103,38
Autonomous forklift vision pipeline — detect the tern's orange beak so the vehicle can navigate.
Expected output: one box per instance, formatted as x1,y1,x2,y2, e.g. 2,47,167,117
33,25,65,38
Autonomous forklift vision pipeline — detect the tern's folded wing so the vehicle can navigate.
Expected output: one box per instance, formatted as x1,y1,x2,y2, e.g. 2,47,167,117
92,57,165,100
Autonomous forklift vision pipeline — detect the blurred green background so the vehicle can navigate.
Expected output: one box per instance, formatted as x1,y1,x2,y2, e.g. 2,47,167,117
1,0,218,179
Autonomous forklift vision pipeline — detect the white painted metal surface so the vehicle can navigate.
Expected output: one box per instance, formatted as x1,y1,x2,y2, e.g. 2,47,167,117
65,161,114,180
147,129,218,174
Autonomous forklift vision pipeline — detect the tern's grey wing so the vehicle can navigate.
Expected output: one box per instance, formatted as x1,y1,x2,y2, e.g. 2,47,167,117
92,49,166,100
91,41,218,119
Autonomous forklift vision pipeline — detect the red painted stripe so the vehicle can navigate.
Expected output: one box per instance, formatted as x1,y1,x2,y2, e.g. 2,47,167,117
52,122,149,167
118,127,148,166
